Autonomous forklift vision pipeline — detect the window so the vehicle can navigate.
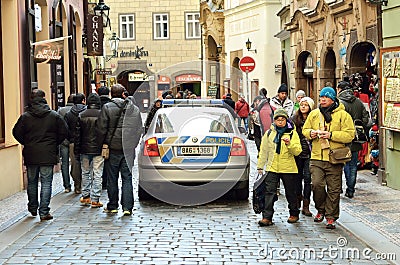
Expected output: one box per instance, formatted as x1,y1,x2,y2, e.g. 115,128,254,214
185,12,200,39
120,14,135,40
153,13,169,39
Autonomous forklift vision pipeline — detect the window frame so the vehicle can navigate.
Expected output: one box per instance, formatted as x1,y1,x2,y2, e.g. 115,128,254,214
153,13,169,40
119,14,136,40
185,12,201,39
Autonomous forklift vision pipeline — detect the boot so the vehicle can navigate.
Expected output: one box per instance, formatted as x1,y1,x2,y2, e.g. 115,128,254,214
302,199,312,217
296,195,303,209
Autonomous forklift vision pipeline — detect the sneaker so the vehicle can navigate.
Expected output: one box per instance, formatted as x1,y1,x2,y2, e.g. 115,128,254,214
345,192,354,198
314,213,324,222
123,210,132,216
103,207,118,214
74,189,82,194
326,218,336,229
40,214,53,221
287,216,299,223
64,188,71,193
80,197,91,206
91,201,103,208
258,218,274,227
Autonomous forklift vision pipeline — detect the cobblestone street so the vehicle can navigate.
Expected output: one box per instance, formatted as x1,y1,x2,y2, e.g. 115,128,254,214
0,141,398,264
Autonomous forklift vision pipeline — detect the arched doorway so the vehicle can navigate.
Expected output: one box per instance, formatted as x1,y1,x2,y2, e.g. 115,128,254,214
117,70,150,112
349,42,377,94
296,51,314,99
321,49,337,89
207,36,221,98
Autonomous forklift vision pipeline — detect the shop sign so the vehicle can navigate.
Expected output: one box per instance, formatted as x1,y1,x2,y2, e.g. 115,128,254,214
158,76,171,84
128,72,149,82
119,46,149,59
175,74,202,82
96,68,112,75
86,14,103,56
207,86,218,98
32,36,70,64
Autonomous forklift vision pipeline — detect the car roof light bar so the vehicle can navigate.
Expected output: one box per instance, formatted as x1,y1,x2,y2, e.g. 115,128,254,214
162,99,224,107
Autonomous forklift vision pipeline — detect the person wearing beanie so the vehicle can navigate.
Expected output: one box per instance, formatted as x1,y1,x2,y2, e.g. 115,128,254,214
293,90,306,112
98,86,111,108
257,107,302,226
302,86,355,229
337,81,370,199
144,98,163,134
291,96,315,217
270,84,294,117
74,93,104,208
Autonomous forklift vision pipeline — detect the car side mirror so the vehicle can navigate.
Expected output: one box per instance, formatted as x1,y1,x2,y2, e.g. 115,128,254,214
238,126,247,134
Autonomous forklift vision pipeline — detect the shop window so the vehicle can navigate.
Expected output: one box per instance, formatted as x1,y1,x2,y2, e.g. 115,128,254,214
153,13,169,40
185,12,200,39
120,14,135,40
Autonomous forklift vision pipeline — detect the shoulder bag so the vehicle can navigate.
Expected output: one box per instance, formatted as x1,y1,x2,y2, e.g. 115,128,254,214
329,146,352,164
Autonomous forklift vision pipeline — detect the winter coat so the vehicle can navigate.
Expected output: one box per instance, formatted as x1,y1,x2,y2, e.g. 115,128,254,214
57,103,73,146
338,89,370,152
74,105,102,155
144,103,161,134
100,95,111,108
64,104,87,143
223,97,235,112
235,99,250,118
270,96,294,117
292,112,311,159
302,103,355,162
12,97,68,165
96,98,142,153
257,121,302,173
257,99,274,135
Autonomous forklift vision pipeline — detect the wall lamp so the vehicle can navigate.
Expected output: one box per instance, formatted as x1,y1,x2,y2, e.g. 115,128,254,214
105,32,120,62
94,0,111,29
246,38,257,53
368,0,388,6
216,44,223,55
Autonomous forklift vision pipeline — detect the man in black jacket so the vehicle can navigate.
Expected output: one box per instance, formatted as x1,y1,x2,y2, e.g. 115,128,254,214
65,93,86,194
97,84,142,216
13,89,68,221
337,81,370,199
98,86,111,108
75,93,104,208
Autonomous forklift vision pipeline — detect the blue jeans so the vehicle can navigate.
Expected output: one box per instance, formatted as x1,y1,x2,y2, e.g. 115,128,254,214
105,152,133,211
237,117,248,131
60,144,71,189
344,151,359,195
26,165,54,217
81,154,104,201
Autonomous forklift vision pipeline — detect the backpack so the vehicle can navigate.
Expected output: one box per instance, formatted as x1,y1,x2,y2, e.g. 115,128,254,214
353,119,368,144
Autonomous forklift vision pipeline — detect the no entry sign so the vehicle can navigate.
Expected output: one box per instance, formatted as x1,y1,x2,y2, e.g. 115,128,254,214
239,56,256,73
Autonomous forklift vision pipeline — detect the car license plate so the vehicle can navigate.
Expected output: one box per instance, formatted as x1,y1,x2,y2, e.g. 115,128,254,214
177,146,213,156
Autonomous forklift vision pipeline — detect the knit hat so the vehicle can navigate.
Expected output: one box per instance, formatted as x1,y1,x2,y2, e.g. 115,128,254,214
299,97,315,110
337,81,352,91
86,93,101,108
319,87,336,101
273,108,289,120
278,84,288,93
295,90,306,98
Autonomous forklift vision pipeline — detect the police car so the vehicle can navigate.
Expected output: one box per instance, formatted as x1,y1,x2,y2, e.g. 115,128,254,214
138,99,250,205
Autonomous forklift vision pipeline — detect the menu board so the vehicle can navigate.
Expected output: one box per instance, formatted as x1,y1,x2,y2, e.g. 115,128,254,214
381,47,400,130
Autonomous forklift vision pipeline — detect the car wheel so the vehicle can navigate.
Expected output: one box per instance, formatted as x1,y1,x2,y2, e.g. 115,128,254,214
235,181,249,200
138,186,153,200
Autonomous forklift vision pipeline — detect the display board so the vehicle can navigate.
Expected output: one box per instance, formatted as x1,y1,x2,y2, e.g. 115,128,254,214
381,46,400,130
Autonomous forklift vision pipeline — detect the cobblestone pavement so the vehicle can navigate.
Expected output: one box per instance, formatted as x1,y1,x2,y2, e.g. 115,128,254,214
0,141,398,264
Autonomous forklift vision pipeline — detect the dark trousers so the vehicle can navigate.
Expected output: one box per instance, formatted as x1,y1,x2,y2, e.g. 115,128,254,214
295,157,312,201
262,172,300,220
105,152,134,211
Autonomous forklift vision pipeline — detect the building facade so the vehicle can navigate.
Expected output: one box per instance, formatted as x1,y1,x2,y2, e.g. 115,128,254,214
100,0,202,111
0,0,85,200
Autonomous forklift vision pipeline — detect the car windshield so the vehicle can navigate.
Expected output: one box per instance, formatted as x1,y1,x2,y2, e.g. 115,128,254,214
154,108,234,134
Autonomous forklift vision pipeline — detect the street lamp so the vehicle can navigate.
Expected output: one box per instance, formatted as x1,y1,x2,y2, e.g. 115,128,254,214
216,44,223,55
94,0,111,29
368,0,388,5
105,32,120,62
245,38,257,53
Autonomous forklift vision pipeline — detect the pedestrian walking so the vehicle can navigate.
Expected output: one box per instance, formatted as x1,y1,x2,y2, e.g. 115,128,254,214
293,89,306,112
256,108,302,226
337,81,370,198
248,96,263,152
256,90,274,136
57,94,74,193
235,94,250,130
144,98,162,134
270,84,294,117
98,86,111,108
302,87,355,229
64,93,87,194
97,84,142,216
223,93,236,118
74,93,104,208
291,97,315,216
12,89,68,221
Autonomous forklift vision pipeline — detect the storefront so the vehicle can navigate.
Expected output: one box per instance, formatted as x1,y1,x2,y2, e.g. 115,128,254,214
174,74,202,97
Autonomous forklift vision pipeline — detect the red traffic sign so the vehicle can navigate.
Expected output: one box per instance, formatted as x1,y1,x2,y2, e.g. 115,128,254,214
239,56,256,73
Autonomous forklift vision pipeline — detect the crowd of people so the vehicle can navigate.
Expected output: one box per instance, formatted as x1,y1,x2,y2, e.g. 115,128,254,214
13,84,142,221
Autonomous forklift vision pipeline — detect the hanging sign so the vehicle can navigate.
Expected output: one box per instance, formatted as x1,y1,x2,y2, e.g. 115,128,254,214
86,14,104,56
32,36,71,64
128,72,149,82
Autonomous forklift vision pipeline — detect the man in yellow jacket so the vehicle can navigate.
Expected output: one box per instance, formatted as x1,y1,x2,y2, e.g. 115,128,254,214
257,109,302,226
302,87,355,229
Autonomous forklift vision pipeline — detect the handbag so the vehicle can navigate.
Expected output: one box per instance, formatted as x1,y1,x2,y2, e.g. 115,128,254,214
353,119,368,144
329,146,352,164
252,172,267,214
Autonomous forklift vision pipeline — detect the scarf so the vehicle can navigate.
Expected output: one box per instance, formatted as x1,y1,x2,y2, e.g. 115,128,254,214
319,100,339,123
273,123,288,154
